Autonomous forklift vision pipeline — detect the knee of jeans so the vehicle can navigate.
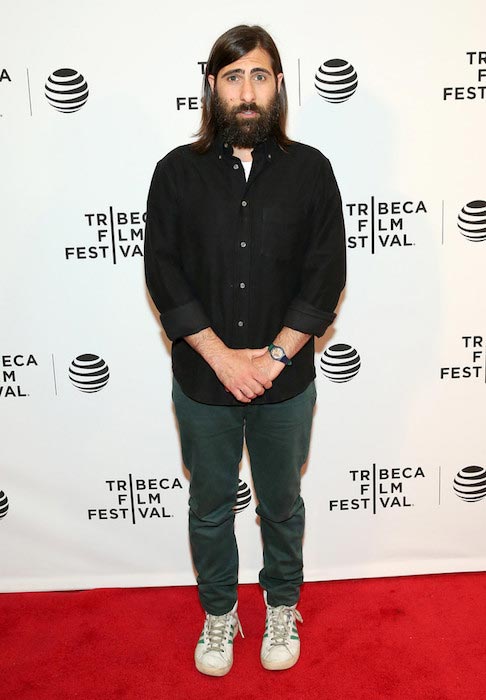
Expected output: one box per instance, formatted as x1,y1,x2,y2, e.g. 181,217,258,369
189,493,237,523
256,494,304,523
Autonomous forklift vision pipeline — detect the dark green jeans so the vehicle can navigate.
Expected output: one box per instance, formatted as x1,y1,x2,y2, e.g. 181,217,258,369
172,377,316,615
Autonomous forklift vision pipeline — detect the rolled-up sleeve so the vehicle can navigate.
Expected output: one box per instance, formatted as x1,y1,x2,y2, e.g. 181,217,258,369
283,156,346,337
144,157,210,341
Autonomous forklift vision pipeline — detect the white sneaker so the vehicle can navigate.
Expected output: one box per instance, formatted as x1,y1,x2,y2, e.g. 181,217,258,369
260,591,303,671
195,601,243,676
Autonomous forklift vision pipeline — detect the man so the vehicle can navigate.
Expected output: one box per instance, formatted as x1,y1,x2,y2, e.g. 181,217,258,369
144,25,346,676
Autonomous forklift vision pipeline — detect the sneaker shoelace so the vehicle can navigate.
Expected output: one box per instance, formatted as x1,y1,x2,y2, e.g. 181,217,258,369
205,611,244,652
267,605,303,648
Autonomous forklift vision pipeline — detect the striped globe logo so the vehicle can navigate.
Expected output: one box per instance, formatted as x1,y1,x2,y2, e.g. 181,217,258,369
457,200,486,242
0,490,8,519
233,479,251,514
453,465,486,502
69,354,110,393
45,68,89,113
315,59,358,103
320,344,361,382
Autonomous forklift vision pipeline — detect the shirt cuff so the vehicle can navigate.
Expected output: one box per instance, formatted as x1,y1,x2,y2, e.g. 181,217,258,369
160,300,210,341
283,300,336,337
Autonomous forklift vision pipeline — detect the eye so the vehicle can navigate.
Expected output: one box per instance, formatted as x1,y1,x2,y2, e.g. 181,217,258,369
253,73,266,81
227,74,240,82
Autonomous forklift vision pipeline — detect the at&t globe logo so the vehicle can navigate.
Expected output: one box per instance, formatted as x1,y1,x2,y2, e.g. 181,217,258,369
453,465,486,502
0,490,9,520
457,200,486,242
69,354,110,393
320,344,361,382
233,479,251,514
315,59,358,103
45,68,89,113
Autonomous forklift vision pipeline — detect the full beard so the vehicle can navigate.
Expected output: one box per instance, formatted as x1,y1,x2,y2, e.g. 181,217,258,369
214,91,280,149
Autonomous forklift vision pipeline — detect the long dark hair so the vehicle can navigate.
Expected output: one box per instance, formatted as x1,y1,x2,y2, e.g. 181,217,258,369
192,25,291,153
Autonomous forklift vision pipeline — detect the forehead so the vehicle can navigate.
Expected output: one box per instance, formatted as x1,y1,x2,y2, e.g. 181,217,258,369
217,47,274,77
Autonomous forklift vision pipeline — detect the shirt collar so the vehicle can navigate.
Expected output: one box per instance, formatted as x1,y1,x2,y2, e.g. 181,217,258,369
214,133,280,160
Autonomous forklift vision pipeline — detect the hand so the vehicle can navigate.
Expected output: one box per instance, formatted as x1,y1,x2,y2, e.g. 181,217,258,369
212,347,273,403
251,347,285,383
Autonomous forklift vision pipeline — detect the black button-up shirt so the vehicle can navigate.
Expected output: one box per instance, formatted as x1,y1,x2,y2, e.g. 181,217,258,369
144,136,346,405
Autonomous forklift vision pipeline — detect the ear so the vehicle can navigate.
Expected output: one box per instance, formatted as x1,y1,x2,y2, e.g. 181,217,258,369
276,72,283,93
208,74,215,92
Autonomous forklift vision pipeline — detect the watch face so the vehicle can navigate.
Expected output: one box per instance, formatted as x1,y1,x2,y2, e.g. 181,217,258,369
270,346,284,360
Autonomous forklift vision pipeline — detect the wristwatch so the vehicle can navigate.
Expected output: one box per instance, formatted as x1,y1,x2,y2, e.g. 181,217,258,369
268,343,292,366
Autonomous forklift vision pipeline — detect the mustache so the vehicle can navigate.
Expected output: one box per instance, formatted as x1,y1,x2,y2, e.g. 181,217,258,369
231,102,262,115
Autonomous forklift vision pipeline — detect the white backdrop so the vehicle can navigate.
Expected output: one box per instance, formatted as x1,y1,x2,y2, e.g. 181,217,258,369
1,0,486,592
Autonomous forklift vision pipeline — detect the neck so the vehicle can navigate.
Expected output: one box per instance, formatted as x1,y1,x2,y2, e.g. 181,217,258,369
232,146,253,162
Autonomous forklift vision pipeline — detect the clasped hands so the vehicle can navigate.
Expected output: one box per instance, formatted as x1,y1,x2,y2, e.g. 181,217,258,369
213,347,284,404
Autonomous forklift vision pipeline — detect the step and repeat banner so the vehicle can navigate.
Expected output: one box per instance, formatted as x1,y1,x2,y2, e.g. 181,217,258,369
1,0,486,592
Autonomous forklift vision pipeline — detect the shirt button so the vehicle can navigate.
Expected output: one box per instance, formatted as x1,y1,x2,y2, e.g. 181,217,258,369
241,200,248,207
267,154,272,160
233,163,239,170
239,282,246,289
240,241,247,248
237,320,244,327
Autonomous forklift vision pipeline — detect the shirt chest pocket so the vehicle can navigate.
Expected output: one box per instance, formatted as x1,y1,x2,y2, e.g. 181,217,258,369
261,206,303,261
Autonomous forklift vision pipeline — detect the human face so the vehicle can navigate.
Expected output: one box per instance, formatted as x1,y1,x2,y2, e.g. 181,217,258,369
208,47,283,147
208,46,283,116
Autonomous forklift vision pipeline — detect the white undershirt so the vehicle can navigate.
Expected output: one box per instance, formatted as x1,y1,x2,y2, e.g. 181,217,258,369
242,161,252,181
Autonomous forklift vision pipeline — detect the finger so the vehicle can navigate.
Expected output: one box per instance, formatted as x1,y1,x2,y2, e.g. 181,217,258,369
246,379,266,396
233,388,251,403
240,383,258,399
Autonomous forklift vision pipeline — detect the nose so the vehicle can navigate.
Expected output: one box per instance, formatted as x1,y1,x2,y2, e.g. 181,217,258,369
240,76,256,104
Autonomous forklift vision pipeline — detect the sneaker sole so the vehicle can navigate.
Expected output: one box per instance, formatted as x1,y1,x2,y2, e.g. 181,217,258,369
261,649,300,671
195,659,233,677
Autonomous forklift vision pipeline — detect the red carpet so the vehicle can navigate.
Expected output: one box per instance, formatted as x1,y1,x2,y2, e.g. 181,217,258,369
2,573,486,699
